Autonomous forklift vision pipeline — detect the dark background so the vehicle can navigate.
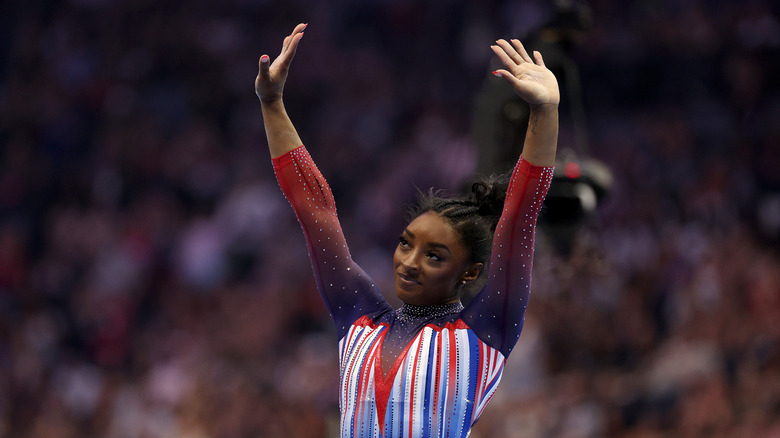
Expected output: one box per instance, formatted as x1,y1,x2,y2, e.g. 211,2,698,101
1,0,779,436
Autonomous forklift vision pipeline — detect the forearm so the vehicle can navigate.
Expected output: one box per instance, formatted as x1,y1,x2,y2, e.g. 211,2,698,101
520,103,559,167
261,99,303,159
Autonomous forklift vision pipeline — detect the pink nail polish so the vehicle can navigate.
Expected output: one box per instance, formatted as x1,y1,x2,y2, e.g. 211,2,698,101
261,55,269,63
492,71,502,77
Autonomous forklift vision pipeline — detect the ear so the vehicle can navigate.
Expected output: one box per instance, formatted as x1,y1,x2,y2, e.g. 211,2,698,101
462,262,483,283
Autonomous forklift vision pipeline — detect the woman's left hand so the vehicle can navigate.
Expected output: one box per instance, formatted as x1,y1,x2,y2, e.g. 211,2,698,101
255,23,306,103
491,39,560,108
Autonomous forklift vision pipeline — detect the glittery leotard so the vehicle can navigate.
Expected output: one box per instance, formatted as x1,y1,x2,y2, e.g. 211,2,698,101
273,146,553,438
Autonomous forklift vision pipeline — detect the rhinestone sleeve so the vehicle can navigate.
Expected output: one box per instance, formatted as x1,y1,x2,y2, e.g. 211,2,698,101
461,157,554,357
273,146,391,338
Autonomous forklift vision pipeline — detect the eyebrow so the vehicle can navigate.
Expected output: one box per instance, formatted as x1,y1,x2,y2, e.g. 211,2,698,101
403,228,451,253
428,242,451,252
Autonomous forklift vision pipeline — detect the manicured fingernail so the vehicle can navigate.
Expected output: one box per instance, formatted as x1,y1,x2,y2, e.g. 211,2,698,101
301,23,308,31
260,55,269,63
492,71,502,77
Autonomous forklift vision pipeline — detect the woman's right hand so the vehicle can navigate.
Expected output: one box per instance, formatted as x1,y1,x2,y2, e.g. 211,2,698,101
490,39,559,109
255,23,306,103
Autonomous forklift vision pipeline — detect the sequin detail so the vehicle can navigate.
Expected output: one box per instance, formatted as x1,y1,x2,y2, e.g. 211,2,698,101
396,302,465,323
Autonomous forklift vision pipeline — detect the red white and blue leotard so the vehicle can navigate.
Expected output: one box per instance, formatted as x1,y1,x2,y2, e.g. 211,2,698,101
273,145,553,438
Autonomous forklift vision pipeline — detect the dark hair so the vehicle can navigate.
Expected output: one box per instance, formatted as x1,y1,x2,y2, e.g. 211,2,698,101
407,174,511,271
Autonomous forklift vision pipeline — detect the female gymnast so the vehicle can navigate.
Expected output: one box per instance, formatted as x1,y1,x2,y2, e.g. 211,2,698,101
256,23,558,438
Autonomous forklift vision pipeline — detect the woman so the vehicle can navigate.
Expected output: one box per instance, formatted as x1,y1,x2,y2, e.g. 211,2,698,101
256,23,558,438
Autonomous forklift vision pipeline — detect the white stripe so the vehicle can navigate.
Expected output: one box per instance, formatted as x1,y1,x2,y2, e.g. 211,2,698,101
455,329,471,436
412,328,433,436
427,329,440,433
439,328,450,437
401,335,421,435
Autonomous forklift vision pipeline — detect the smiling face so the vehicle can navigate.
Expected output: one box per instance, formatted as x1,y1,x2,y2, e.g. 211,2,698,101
393,212,483,306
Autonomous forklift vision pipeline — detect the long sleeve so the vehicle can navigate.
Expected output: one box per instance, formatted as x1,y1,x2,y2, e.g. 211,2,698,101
273,146,391,338
461,157,554,357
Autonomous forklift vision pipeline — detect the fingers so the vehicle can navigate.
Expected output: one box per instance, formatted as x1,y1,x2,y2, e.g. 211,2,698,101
490,44,516,70
492,68,522,89
510,39,534,63
281,23,307,54
494,39,522,67
495,38,534,67
277,23,306,66
258,24,306,78
255,23,306,101
493,39,540,71
259,55,270,81
277,33,303,67
533,50,545,67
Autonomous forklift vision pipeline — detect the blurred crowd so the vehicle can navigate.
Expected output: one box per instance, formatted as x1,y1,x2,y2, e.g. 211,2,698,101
1,0,779,436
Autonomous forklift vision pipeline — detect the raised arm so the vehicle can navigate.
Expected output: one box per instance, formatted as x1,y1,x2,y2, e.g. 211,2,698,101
462,40,558,357
257,24,390,337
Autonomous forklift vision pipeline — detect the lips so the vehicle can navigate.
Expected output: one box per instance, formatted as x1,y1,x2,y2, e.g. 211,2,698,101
397,272,421,288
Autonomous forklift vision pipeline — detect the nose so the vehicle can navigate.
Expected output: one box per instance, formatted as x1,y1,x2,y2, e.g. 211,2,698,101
400,249,420,273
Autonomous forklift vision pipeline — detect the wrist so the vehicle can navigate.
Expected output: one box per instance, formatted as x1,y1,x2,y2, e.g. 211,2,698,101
529,102,559,113
260,96,284,107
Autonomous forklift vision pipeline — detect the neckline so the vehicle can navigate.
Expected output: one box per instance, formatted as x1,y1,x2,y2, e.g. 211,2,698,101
396,301,464,323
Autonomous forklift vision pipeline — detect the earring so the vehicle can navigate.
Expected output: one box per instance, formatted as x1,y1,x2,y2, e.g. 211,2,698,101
461,280,467,285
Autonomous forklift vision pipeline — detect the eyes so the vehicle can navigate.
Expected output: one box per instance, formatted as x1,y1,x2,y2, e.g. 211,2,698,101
398,235,444,262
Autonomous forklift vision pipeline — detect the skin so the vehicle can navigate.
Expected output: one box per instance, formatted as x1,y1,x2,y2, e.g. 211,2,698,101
256,23,559,306
393,212,483,306
255,23,306,159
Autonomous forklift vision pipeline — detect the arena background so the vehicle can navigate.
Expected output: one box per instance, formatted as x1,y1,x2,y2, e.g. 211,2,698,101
1,0,779,436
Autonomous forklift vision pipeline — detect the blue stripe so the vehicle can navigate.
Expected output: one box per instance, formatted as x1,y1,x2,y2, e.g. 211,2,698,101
482,359,505,397
465,329,481,426
399,352,409,436
341,324,366,370
387,356,405,438
422,329,437,438
452,332,468,431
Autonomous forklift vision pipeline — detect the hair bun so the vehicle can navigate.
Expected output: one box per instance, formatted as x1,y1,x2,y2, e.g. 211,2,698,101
407,172,511,266
470,174,510,220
